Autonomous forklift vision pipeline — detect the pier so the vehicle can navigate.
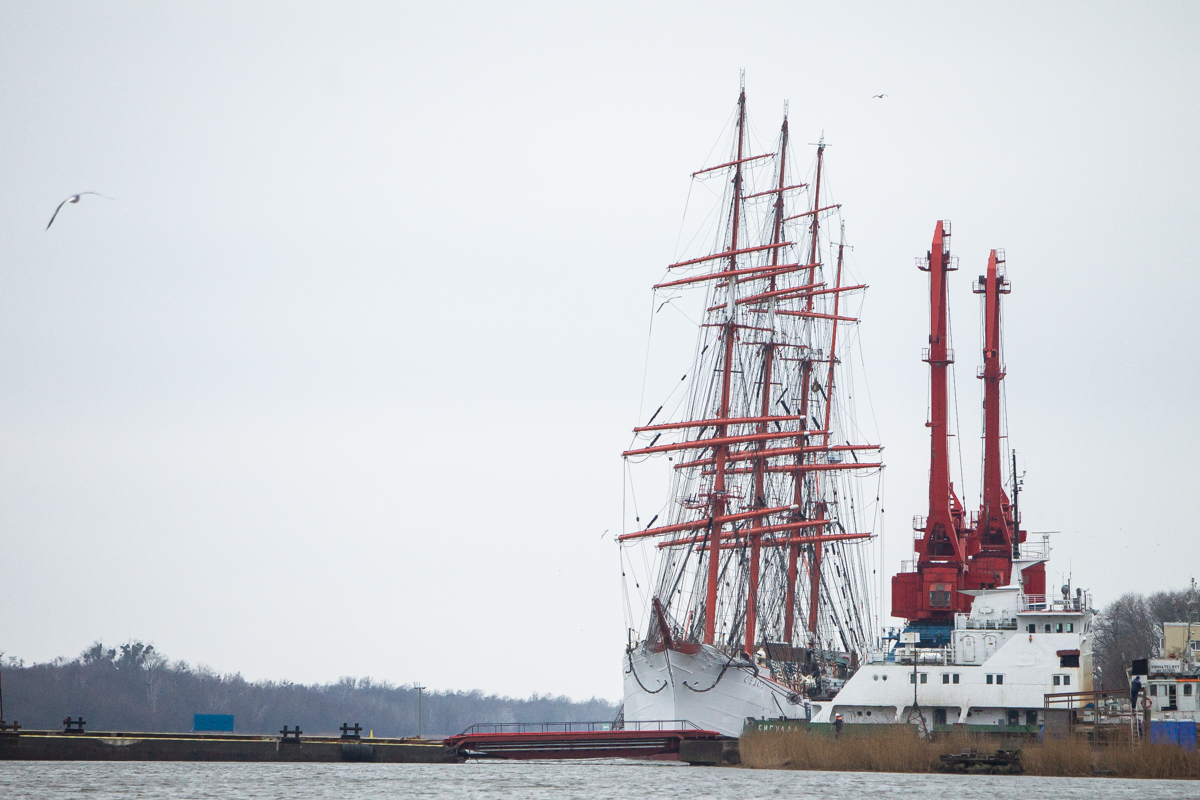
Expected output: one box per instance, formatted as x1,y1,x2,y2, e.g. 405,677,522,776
0,727,459,763
0,719,735,764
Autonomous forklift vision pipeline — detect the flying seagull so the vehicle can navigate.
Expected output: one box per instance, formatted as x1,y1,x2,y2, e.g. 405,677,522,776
872,94,888,99
46,192,112,230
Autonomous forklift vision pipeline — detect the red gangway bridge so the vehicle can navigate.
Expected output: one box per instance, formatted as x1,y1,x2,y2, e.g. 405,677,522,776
443,720,727,760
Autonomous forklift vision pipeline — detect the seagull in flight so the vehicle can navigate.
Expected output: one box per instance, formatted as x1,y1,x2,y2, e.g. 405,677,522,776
872,93,888,99
46,192,112,230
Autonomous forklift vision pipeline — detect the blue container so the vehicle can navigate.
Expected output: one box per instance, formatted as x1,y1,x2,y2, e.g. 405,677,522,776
193,714,235,732
1150,720,1197,750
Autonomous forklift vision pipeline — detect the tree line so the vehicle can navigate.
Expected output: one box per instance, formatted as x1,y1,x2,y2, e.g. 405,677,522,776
0,641,617,737
1091,585,1198,691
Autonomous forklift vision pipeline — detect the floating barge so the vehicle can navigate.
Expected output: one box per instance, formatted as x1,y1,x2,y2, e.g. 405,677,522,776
0,719,735,764
0,726,458,763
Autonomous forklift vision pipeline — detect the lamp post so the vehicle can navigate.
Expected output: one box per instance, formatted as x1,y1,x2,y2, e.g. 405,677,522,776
416,685,426,739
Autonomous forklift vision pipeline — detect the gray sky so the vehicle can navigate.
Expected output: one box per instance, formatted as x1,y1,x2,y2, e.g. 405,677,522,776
0,2,1196,701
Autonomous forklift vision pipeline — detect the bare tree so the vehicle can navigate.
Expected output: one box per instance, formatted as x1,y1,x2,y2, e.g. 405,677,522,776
1092,584,1199,690
1092,593,1159,691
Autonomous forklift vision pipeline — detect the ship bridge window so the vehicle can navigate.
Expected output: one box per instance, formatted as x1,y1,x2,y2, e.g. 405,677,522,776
1027,624,1036,633
987,674,1005,685
1044,624,1052,633
1185,684,1193,697
1150,685,1158,697
1055,623,1063,633
942,673,949,684
953,674,960,684
1053,675,1060,686
1067,623,1074,633
1060,653,1080,668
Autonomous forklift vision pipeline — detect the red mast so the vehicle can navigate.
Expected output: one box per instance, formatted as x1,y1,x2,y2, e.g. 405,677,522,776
811,232,845,635
782,141,826,643
703,85,746,646
966,250,1015,590
744,110,790,656
892,221,969,622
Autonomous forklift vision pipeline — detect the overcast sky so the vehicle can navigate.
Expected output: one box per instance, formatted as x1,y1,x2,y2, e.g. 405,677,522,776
0,2,1196,701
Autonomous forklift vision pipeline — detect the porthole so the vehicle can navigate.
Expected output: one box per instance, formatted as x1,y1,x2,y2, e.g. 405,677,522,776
882,675,888,681
873,675,879,681
866,711,872,716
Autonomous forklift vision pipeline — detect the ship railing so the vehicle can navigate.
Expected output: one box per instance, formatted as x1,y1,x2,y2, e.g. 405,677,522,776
456,720,704,735
1044,689,1138,736
894,646,955,666
921,347,955,364
961,617,1019,630
1022,594,1049,611
1021,593,1089,613
898,560,916,574
911,515,927,532
1017,538,1050,560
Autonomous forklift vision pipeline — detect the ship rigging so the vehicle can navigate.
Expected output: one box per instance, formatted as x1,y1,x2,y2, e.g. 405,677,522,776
619,83,885,732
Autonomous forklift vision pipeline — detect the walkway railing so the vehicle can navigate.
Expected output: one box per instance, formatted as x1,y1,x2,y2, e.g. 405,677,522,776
456,720,702,736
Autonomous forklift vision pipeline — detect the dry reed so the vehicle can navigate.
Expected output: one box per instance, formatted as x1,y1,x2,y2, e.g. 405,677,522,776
739,727,1200,779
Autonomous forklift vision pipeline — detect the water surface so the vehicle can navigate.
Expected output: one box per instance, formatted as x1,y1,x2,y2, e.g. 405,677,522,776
1,760,1195,799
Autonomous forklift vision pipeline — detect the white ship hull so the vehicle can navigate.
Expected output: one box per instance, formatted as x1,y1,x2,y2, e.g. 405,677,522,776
623,644,807,737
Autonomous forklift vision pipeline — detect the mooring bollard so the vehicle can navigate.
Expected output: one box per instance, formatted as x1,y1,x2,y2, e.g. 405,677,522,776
0,720,20,734
340,723,362,740
62,717,87,734
280,725,303,743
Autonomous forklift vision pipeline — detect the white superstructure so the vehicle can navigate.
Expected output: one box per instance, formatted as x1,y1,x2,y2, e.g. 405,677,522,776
813,574,1093,728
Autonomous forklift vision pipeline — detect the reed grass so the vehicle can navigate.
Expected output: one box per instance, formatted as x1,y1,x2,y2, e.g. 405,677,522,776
739,727,1200,779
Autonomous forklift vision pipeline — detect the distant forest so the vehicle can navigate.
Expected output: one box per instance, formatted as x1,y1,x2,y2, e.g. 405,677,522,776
0,642,617,737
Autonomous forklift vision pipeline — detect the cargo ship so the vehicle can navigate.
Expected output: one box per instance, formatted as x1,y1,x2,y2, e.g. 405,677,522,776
811,223,1094,729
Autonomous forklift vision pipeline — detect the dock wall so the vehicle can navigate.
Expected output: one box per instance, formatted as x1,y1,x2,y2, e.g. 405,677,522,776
0,731,460,763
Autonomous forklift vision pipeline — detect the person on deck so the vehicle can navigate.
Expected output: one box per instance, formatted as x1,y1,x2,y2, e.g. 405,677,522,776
834,714,844,738
1130,675,1143,709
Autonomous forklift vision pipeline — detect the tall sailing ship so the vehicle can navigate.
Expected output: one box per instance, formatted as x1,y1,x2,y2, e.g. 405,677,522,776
617,83,885,737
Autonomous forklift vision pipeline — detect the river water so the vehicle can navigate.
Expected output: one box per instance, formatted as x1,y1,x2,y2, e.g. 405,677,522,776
1,760,1196,799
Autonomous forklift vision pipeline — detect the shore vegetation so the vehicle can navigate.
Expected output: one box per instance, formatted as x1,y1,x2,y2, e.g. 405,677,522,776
740,727,1200,779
